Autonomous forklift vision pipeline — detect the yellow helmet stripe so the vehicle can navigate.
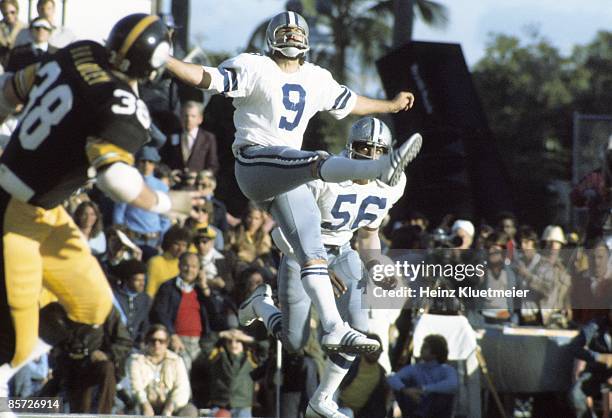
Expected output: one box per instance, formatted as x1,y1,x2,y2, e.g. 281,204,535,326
118,15,159,61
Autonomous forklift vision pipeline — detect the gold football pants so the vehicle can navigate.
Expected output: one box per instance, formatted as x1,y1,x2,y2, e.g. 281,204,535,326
0,193,112,366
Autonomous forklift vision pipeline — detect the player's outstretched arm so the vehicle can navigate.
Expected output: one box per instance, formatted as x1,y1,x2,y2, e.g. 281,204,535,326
166,56,213,89
96,162,200,215
351,91,415,115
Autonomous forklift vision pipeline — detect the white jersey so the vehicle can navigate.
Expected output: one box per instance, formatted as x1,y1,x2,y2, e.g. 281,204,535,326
308,174,407,246
206,53,356,152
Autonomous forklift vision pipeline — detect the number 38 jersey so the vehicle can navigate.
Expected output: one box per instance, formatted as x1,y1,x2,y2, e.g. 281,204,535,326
308,173,407,247
0,40,150,209
208,53,357,152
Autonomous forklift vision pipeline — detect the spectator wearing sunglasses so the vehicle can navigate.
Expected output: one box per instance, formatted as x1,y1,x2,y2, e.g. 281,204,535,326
127,324,198,417
6,16,56,72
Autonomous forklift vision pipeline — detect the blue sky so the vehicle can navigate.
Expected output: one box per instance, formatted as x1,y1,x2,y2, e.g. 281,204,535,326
190,0,612,67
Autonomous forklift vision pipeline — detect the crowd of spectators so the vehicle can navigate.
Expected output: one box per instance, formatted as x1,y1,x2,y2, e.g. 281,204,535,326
7,159,608,417
0,1,610,417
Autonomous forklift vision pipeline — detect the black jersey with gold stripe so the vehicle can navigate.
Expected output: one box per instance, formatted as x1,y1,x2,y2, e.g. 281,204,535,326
0,40,150,209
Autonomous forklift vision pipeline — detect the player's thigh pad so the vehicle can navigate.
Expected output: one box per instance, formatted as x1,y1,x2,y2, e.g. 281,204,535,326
329,249,368,332
234,145,321,202
278,255,311,352
268,185,327,264
39,206,112,325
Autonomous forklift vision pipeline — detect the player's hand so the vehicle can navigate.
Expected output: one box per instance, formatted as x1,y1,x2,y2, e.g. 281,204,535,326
168,190,206,216
329,271,348,298
390,91,415,112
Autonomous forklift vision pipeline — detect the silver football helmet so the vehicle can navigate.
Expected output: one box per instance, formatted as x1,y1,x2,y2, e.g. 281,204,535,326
266,11,310,59
347,117,393,160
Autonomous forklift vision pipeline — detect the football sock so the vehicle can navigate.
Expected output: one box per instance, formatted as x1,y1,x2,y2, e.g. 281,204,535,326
313,353,356,400
253,298,283,340
301,265,343,333
318,155,383,183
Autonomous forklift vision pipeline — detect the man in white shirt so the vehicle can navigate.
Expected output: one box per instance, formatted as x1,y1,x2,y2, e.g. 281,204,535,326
6,17,57,72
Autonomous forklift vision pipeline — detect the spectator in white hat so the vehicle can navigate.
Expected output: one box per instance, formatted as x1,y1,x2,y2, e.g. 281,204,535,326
451,219,474,249
538,225,571,327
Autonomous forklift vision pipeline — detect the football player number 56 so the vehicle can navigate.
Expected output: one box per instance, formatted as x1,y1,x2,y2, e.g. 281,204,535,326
19,61,73,150
279,83,306,131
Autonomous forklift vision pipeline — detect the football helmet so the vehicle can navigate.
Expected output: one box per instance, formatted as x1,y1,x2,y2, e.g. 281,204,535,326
107,13,171,80
266,11,310,59
347,117,393,160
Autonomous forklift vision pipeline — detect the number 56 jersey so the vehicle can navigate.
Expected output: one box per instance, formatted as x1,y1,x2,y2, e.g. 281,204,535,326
0,40,150,209
210,53,357,152
309,174,407,247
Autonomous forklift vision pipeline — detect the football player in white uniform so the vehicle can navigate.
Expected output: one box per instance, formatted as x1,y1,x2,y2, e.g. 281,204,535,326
243,117,406,418
166,12,421,354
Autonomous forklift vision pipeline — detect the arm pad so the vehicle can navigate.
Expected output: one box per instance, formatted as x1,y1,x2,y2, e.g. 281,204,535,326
96,162,144,203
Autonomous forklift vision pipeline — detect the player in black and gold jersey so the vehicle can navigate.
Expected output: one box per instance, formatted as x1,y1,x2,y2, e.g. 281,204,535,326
0,14,195,393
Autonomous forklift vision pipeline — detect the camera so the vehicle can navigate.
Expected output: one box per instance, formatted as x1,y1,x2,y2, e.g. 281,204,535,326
430,228,463,249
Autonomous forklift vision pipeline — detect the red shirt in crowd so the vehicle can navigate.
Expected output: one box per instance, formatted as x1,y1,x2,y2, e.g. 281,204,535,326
174,290,202,337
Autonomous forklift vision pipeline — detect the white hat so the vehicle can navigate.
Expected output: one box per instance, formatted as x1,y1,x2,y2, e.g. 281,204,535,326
30,17,53,31
541,225,566,245
452,219,475,237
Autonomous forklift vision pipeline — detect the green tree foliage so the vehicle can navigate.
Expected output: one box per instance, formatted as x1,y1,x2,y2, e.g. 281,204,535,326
571,31,612,114
471,30,612,226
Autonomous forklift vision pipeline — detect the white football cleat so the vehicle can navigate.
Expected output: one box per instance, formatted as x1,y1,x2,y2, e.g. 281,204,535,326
238,283,272,326
321,323,380,355
379,133,422,186
305,392,348,418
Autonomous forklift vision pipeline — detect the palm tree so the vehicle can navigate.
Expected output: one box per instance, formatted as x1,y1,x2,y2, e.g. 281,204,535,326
246,0,448,84
389,0,449,47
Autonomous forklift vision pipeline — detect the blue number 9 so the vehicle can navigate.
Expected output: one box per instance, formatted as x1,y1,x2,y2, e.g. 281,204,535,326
279,83,306,131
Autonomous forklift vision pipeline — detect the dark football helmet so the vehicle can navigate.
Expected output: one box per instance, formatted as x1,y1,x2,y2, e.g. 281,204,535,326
106,13,171,80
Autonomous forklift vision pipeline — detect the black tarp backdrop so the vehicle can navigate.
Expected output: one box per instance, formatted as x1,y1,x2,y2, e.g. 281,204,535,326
377,41,514,226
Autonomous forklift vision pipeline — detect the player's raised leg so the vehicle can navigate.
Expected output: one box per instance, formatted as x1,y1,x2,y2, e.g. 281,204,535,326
235,138,421,203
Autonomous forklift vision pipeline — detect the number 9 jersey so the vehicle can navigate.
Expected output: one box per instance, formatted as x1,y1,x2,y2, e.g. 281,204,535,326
205,53,357,152
0,40,150,209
